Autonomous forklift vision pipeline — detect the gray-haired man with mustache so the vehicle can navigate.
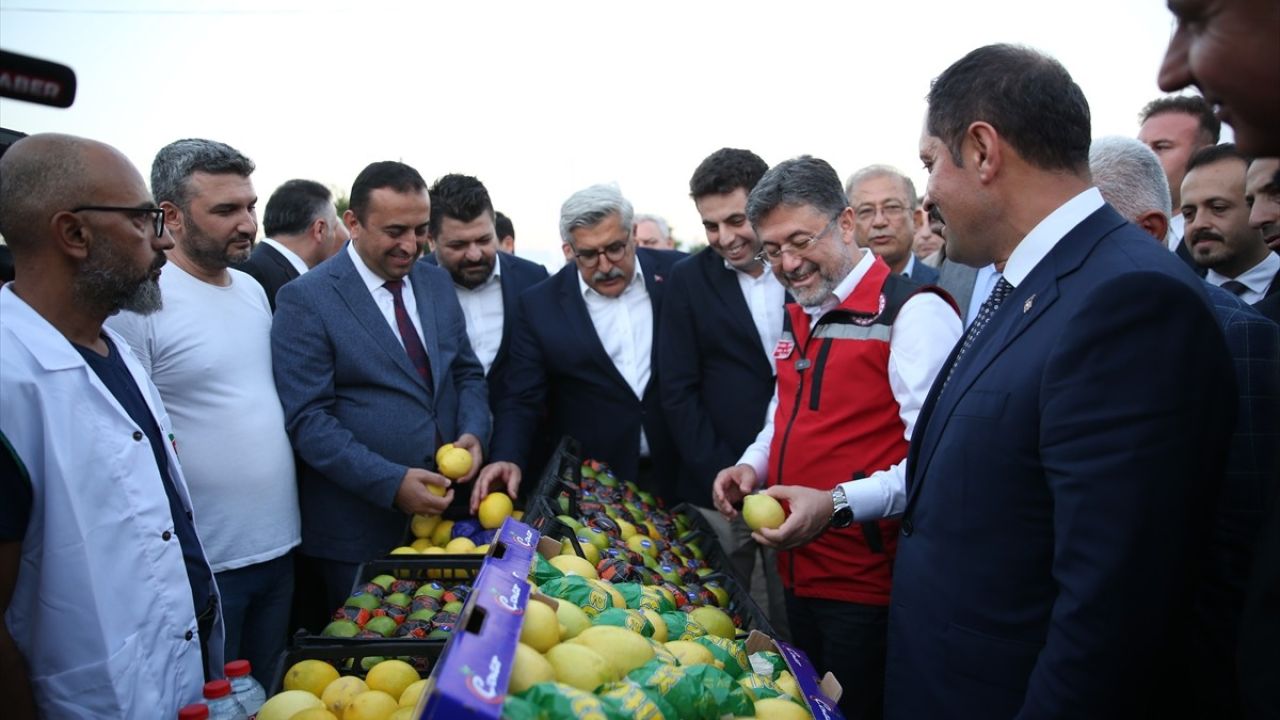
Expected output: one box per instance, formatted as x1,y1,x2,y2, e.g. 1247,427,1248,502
486,184,688,502
107,139,299,686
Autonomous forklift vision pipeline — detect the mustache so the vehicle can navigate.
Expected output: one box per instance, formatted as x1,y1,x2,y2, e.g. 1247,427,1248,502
1192,228,1225,244
592,267,625,283
149,252,167,273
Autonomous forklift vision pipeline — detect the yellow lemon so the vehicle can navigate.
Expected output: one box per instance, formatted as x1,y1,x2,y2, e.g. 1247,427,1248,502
410,538,433,552
320,675,368,717
444,536,476,553
256,690,324,720
283,659,340,697
398,677,430,708
437,446,473,480
430,520,454,546
410,513,441,539
520,598,562,652
509,642,556,694
549,554,598,579
751,697,813,719
743,493,787,531
477,492,514,529
365,659,420,701
290,710,339,720
389,546,418,556
343,690,399,720
388,708,417,720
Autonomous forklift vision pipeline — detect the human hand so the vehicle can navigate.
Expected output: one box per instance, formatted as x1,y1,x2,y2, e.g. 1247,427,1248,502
394,468,453,515
470,462,522,514
712,464,759,519
752,485,834,551
452,433,484,484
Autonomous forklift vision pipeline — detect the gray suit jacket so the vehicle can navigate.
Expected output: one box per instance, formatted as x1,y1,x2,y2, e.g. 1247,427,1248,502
936,258,979,324
271,248,490,562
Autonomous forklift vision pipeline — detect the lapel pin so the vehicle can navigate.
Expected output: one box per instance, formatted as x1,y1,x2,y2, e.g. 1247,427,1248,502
1023,294,1035,313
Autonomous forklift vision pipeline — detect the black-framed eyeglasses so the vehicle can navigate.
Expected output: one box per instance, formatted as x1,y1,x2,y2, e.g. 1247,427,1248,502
573,238,630,268
756,215,841,264
71,205,165,238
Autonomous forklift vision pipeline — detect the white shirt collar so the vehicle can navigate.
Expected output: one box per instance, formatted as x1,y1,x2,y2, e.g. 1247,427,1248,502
902,253,916,277
1169,213,1186,247
804,247,875,321
260,237,309,276
347,240,397,293
1206,251,1280,295
577,257,645,299
1002,187,1105,287
723,256,770,280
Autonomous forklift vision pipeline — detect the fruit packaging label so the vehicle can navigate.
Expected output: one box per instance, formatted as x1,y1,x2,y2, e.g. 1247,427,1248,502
745,630,846,720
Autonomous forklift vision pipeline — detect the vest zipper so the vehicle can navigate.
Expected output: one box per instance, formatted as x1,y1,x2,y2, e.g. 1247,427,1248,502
775,336,811,590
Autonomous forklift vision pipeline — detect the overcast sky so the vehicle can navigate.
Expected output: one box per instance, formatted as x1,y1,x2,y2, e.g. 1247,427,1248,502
1,0,1191,270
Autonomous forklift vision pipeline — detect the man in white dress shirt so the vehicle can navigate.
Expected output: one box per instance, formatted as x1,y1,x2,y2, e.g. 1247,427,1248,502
233,179,347,311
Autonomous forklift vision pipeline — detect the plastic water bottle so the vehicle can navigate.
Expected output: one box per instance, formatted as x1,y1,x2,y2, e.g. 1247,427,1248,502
178,704,209,720
202,679,248,720
224,659,267,715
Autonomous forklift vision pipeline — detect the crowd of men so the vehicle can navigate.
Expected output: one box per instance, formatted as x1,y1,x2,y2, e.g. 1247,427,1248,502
2,3,1279,718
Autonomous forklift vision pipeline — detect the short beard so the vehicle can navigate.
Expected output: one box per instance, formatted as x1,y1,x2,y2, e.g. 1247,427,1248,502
74,244,165,316
788,252,857,308
181,214,252,270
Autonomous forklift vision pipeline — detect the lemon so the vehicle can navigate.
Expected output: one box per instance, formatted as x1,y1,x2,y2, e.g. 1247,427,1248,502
444,536,476,553
410,538,432,552
410,513,441,539
689,606,736,640
344,690,399,720
509,642,556,694
752,697,813,719
290,710,339,720
389,546,418,556
321,675,368,716
520,598,561,652
665,639,716,666
549,554,598,579
398,677,430,708
477,492,514,529
743,493,787,530
257,690,325,720
546,643,617,692
430,520,454,546
572,625,655,675
283,659,340,697
437,445,473,480
555,600,592,639
365,659,420,701
388,708,417,720
434,443,455,468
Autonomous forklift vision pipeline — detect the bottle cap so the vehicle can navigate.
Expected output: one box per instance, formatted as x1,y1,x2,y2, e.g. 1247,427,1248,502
224,659,251,678
178,703,209,720
203,679,231,699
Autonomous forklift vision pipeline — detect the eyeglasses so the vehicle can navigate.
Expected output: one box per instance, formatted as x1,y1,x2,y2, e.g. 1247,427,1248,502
853,202,909,224
757,215,840,264
573,238,630,268
71,205,166,238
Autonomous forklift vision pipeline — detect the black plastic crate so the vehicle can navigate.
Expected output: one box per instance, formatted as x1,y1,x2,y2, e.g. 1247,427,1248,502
268,640,444,695
519,436,582,525
350,556,485,594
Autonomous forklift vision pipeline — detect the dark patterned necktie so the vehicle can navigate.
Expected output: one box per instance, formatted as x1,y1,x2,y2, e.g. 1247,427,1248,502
384,279,433,387
1220,280,1248,296
943,276,1015,388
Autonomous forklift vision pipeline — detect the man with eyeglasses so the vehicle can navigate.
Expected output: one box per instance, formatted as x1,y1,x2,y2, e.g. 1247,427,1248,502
845,165,940,286
1,133,224,717
483,184,686,502
712,155,961,720
107,139,298,686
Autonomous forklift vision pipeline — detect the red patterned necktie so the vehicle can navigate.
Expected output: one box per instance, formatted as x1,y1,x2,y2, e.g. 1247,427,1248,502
383,279,433,388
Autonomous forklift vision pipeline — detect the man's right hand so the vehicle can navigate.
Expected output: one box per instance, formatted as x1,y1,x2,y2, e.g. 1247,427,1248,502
712,464,759,519
394,468,453,515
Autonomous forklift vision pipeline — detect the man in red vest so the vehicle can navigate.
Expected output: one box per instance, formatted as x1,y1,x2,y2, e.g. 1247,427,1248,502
713,155,960,719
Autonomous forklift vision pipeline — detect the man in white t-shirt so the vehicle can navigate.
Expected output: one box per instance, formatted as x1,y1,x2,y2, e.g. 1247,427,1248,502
108,138,299,686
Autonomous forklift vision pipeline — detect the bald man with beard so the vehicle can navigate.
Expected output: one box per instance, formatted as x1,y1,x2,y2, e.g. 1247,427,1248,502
0,134,223,718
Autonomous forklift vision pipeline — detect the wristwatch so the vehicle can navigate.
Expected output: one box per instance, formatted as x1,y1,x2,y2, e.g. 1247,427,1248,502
830,486,854,529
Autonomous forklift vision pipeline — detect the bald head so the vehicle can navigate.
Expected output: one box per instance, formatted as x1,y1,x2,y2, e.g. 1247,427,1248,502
0,133,146,255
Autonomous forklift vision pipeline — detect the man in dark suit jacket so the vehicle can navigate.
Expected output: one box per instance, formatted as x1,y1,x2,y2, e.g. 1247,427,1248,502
658,148,791,637
271,162,490,610
416,174,549,511
888,45,1236,719
234,179,347,311
483,184,685,503
846,164,941,287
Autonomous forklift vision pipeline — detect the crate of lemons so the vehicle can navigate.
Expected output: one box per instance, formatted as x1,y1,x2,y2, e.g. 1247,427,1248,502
503,583,815,719
393,492,521,557
257,655,430,720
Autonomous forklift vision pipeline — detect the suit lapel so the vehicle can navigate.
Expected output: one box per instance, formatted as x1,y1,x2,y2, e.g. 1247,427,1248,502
906,205,1122,511
557,266,631,390
496,254,518,363
261,243,300,280
330,251,427,392
703,251,773,374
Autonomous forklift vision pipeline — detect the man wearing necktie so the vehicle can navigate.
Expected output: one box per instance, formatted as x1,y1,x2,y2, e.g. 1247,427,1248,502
271,161,490,613
884,45,1237,719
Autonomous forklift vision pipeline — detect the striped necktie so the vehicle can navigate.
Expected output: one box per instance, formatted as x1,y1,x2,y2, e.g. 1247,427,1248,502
943,276,1014,389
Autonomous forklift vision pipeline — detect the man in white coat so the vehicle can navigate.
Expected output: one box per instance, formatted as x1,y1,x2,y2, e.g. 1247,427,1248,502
0,134,223,718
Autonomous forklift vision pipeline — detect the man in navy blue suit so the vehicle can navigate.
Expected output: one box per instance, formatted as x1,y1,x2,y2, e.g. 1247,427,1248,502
415,174,549,511
845,165,940,286
886,45,1237,718
658,148,790,636
271,161,490,610
484,184,685,501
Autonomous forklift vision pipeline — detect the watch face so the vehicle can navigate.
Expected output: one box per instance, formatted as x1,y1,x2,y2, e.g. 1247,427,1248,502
832,507,854,529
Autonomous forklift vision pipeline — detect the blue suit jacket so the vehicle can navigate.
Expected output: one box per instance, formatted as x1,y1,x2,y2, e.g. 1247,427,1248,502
886,204,1237,719
421,252,550,409
490,248,685,500
271,248,490,562
657,248,787,508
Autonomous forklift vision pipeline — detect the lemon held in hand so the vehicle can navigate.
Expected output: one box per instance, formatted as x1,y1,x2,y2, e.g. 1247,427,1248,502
478,491,513,529
742,493,786,531
435,443,473,480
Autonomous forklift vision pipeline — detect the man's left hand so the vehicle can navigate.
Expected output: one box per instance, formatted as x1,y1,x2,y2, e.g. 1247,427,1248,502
452,433,484,484
752,485,835,551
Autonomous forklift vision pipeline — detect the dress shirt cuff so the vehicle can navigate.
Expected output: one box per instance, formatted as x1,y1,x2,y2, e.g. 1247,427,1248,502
840,461,907,522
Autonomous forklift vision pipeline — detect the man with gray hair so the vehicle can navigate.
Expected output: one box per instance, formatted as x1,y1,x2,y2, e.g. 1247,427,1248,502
713,156,961,719
1,133,223,716
1090,134,1280,717
634,212,675,249
845,165,939,285
107,138,298,685
484,184,686,500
